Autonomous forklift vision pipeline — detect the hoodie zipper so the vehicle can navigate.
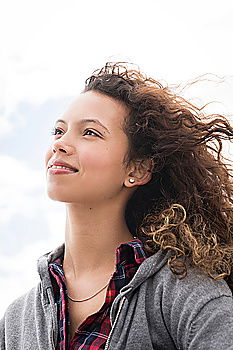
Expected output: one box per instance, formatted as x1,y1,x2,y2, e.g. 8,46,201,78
47,288,57,350
50,298,58,350
52,329,56,350
104,297,125,350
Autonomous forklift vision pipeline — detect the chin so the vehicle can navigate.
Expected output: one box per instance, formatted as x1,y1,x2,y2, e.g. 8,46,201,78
46,188,82,203
46,188,69,202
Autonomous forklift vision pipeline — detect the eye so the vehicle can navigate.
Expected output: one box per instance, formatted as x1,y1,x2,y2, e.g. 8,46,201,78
83,129,101,137
50,127,63,136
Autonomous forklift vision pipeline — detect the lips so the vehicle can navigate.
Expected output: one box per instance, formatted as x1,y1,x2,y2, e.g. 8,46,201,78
48,159,79,172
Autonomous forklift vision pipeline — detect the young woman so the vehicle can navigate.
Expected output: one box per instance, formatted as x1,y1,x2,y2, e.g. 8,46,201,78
1,62,233,350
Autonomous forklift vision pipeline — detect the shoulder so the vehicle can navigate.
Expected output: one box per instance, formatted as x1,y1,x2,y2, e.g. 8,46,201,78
1,283,40,324
0,282,54,350
141,251,232,299
0,283,44,349
146,259,233,349
145,256,233,315
133,250,232,301
155,261,232,302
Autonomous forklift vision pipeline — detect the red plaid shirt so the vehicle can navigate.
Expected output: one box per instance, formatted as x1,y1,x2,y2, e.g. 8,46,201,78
49,239,147,349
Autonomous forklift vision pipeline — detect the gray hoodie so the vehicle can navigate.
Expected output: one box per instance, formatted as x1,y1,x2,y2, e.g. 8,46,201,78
1,243,233,350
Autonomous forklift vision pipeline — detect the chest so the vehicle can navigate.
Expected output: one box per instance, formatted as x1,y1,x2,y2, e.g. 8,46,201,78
68,289,107,338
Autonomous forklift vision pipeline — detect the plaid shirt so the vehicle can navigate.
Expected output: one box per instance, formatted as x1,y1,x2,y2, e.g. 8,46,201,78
48,239,147,349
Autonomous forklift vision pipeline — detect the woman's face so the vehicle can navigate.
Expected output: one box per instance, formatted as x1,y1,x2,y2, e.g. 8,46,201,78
45,90,132,205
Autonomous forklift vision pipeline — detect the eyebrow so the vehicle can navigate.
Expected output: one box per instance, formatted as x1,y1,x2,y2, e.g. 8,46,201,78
55,118,110,134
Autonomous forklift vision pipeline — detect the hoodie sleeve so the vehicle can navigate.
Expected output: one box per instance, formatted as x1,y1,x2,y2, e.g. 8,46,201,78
0,284,55,350
162,267,233,349
185,295,233,349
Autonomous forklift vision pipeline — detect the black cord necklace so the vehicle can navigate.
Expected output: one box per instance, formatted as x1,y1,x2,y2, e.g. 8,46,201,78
67,275,112,302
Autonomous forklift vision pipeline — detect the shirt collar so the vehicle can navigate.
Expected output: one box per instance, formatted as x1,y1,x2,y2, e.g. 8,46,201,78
48,238,147,268
115,238,148,269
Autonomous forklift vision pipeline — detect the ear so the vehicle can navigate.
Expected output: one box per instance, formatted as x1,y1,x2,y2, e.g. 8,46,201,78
124,158,154,188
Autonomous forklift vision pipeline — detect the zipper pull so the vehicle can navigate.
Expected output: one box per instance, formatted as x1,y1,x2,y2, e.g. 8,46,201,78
105,297,125,349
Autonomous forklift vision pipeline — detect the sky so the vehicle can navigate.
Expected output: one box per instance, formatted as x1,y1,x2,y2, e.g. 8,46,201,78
1,0,233,318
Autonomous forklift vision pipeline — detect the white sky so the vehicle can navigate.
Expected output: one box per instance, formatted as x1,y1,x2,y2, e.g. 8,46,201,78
1,0,233,317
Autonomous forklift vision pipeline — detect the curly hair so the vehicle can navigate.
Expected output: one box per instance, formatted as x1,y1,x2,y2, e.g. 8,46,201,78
83,61,233,290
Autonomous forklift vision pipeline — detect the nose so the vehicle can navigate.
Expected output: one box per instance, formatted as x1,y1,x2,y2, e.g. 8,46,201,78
52,138,75,155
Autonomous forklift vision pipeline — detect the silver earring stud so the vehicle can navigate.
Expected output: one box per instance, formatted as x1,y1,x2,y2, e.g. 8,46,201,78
129,178,135,183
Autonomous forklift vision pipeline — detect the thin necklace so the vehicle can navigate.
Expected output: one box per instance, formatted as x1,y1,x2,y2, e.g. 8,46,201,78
67,275,113,303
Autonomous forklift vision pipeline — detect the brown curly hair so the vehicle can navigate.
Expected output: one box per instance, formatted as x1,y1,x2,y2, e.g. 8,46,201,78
83,61,233,290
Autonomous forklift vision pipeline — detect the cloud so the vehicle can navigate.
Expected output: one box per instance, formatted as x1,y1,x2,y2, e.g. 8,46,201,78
0,155,43,221
0,114,13,137
0,154,65,246
2,0,233,123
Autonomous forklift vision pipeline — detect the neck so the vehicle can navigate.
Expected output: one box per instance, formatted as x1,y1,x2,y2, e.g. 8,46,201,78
63,202,134,281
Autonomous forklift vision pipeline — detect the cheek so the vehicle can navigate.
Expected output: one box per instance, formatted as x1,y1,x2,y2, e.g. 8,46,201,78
81,146,125,171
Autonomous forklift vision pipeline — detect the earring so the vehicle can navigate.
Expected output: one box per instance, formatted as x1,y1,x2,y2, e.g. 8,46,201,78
129,178,135,183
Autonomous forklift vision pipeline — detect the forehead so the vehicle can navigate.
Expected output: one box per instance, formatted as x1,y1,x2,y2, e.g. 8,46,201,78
62,91,129,128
